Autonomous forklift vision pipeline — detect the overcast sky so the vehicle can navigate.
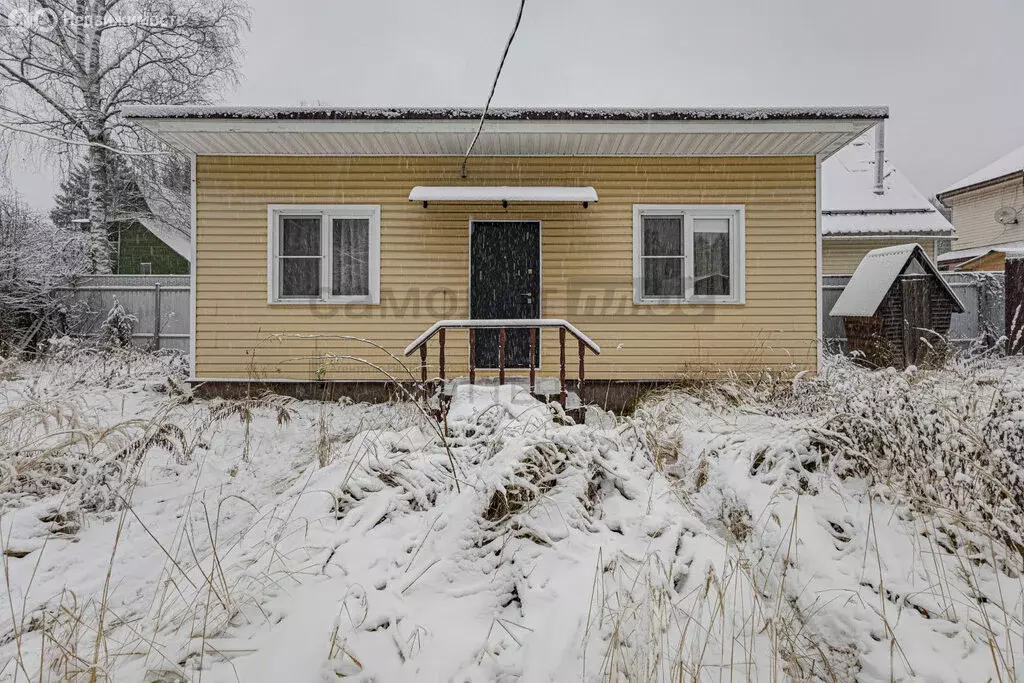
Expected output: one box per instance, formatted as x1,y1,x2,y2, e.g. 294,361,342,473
7,0,1024,211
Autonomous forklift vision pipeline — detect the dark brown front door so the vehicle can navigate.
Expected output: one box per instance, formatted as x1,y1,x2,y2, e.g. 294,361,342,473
470,221,541,368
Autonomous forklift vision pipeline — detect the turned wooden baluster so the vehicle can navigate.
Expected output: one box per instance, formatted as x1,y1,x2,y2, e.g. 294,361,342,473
498,327,506,385
469,328,476,385
438,328,446,381
559,327,567,408
578,339,585,401
528,328,537,394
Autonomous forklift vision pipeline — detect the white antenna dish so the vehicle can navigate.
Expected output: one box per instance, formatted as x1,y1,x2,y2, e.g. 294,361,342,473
995,206,1020,226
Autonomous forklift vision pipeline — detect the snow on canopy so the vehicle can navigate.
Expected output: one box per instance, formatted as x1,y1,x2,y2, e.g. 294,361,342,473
822,132,953,237
122,104,889,122
940,142,1024,197
408,186,597,204
830,243,964,317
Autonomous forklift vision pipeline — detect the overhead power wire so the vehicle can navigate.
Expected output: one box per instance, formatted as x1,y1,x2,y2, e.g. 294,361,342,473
461,0,526,178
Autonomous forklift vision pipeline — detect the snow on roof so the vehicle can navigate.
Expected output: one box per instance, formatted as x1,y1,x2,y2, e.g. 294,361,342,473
830,243,964,317
123,104,888,122
822,132,953,237
822,212,952,237
939,142,1024,197
137,213,190,260
937,239,1024,264
409,186,597,204
118,184,191,260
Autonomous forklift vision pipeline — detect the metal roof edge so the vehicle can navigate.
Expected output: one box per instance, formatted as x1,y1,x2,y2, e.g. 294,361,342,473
122,104,889,122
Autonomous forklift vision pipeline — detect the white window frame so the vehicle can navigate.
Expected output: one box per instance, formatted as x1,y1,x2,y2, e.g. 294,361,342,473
632,204,745,305
267,204,381,305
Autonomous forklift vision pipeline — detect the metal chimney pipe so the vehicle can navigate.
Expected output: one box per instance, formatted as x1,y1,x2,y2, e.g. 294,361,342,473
873,121,886,195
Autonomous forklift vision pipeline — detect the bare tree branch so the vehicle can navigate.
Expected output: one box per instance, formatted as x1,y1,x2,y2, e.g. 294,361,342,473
0,0,250,273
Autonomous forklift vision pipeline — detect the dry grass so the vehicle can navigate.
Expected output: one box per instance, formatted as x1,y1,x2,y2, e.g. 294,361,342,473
2,342,1022,681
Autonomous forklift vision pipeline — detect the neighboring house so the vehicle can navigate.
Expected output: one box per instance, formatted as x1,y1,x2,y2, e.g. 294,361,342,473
822,127,953,274
109,219,190,275
125,105,885,400
119,186,192,275
936,143,1024,271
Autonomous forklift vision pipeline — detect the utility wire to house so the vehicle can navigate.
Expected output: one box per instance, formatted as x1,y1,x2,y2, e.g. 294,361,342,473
461,0,526,178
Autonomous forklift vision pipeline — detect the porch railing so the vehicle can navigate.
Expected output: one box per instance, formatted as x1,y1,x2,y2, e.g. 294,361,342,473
403,319,601,407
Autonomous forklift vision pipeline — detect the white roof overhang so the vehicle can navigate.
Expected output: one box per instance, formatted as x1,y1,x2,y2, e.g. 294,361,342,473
124,106,885,158
409,186,597,206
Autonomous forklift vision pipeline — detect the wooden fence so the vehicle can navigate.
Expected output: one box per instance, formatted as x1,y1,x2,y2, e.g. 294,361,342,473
54,275,190,352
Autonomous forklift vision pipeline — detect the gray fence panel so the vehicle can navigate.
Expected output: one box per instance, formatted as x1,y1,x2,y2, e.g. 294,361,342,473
55,275,190,353
822,272,1005,345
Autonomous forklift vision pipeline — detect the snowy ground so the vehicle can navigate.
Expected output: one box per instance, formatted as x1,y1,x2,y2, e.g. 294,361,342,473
0,342,1022,682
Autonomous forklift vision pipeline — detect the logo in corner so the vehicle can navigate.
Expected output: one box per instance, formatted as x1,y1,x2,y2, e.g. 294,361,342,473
5,6,58,33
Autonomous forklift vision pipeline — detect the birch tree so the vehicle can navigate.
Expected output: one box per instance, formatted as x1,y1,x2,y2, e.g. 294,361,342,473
0,0,249,272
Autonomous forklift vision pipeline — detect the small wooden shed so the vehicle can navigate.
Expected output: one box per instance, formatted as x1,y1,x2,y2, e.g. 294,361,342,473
830,244,965,368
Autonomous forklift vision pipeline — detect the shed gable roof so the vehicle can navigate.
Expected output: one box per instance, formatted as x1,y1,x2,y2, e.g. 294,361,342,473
830,243,965,317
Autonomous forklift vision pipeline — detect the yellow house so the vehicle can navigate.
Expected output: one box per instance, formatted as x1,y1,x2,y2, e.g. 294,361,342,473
126,105,885,405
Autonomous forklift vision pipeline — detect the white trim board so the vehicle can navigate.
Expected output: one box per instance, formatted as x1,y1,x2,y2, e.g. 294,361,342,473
815,155,823,374
189,153,197,375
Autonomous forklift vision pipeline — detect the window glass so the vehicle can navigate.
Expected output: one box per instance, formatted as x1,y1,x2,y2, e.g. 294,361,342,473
280,216,321,256
693,218,731,296
642,216,682,256
644,257,682,297
281,258,320,297
278,215,321,298
332,218,370,297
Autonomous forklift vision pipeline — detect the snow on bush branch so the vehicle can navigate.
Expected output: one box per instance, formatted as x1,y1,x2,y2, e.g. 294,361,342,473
775,356,1024,553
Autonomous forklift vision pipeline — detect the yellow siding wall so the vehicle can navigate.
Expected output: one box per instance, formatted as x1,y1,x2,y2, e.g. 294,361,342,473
822,239,937,275
948,178,1024,250
195,156,817,381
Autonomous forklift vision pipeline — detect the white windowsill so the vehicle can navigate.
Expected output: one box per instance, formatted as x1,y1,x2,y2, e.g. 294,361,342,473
270,296,378,305
634,297,746,305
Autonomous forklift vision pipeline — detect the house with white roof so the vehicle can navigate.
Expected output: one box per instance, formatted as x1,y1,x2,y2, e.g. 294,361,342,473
822,127,953,274
936,142,1024,271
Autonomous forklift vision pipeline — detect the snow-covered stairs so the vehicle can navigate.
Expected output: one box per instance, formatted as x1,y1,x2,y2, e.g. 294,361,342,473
441,376,583,411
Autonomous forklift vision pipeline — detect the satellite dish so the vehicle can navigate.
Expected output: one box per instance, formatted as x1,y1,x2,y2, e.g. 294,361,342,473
995,206,1020,226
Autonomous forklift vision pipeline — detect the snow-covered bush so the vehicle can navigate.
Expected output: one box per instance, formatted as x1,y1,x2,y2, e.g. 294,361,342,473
0,341,189,514
99,298,137,349
775,356,1024,552
0,192,87,356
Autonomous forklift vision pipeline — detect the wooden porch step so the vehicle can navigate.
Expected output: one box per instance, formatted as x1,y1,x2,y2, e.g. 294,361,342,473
442,376,582,411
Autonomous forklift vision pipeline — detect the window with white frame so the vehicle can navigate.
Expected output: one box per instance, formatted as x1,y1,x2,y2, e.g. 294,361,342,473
268,205,380,304
632,205,745,304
